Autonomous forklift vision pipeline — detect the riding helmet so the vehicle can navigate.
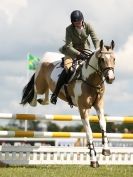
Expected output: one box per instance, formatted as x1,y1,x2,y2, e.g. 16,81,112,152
70,10,84,22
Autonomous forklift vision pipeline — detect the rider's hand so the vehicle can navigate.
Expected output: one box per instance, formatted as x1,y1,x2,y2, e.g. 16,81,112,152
79,53,88,60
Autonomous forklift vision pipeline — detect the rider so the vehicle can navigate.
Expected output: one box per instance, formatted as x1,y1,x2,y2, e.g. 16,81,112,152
50,10,99,104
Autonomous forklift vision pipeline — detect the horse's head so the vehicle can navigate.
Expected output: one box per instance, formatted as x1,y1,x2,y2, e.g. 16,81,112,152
97,40,115,84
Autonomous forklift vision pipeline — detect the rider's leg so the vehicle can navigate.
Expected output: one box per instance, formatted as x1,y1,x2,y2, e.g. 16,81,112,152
50,56,73,104
50,69,68,104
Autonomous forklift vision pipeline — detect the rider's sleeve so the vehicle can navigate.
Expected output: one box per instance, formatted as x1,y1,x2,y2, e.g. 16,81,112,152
65,27,80,58
86,23,99,49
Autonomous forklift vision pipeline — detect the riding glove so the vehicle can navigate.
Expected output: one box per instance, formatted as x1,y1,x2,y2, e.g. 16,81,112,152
79,53,88,60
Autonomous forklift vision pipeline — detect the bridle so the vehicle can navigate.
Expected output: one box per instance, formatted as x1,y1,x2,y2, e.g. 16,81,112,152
78,49,114,93
97,50,115,77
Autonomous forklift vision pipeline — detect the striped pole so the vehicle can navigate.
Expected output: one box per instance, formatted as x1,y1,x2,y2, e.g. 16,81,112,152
0,131,133,139
0,113,133,123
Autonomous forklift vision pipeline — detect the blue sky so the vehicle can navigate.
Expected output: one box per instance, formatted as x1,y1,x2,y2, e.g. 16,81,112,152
0,0,133,126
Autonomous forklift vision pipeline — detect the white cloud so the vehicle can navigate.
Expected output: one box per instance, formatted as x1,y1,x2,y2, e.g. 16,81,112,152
106,80,133,102
0,0,133,59
116,35,133,75
0,0,28,24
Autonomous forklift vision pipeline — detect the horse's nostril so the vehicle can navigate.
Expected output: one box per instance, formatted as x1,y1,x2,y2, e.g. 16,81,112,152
106,76,115,84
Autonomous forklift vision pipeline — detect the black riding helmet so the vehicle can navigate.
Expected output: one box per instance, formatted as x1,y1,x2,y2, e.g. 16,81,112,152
70,10,84,23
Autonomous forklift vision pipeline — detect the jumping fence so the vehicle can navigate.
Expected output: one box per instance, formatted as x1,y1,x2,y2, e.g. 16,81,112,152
0,113,133,165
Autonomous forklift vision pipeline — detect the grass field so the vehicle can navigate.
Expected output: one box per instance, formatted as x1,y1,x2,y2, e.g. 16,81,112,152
0,165,132,177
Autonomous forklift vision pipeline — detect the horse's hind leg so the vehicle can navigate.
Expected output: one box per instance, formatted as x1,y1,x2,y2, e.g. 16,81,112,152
35,64,50,105
79,107,99,168
37,88,49,105
30,86,37,107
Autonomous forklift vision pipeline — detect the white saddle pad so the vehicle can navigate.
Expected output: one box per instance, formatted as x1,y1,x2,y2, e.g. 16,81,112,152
51,62,64,83
42,52,64,83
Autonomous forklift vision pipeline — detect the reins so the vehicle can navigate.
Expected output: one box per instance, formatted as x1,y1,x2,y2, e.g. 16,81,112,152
77,51,105,93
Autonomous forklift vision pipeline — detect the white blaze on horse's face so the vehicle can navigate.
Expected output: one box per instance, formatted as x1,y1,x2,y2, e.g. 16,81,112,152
105,54,110,59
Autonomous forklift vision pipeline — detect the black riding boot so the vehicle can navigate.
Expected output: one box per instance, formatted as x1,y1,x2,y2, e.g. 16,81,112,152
50,69,68,104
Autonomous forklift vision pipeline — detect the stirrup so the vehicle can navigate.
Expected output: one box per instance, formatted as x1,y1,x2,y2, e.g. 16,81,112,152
50,94,57,104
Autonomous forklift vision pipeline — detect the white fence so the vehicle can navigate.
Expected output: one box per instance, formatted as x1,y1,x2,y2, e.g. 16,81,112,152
0,145,133,165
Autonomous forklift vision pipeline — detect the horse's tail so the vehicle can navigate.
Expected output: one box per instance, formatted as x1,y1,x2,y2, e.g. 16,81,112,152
20,73,35,105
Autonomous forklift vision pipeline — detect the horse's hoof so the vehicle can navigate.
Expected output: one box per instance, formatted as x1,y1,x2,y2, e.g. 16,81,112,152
37,99,49,105
102,149,111,156
29,101,37,107
37,99,43,104
90,161,99,168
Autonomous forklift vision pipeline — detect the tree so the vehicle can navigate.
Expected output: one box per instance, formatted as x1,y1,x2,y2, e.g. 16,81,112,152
47,122,61,132
61,124,83,132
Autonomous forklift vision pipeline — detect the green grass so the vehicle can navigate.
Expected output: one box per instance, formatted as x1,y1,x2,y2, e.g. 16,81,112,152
0,165,132,177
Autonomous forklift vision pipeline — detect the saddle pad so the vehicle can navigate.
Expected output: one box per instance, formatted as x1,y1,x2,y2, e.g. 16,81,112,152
42,52,64,83
51,62,64,83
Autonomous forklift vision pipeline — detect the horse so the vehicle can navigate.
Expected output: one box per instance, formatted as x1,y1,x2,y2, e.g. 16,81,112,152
21,40,115,167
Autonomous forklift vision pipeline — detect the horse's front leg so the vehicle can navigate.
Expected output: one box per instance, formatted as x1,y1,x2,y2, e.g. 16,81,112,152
94,104,111,156
79,108,99,168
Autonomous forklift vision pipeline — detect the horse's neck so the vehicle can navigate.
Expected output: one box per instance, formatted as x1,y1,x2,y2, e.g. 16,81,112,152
82,54,98,80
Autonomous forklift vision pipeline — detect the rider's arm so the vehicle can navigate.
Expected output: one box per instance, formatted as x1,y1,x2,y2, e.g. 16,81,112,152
86,23,99,49
65,27,80,58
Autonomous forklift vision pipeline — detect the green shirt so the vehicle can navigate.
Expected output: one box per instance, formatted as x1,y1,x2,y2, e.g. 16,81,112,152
60,22,99,58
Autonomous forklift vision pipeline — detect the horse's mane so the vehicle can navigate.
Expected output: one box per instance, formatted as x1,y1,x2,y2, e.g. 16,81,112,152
82,49,95,69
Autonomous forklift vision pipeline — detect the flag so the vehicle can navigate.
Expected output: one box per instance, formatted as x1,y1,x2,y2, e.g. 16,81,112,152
27,53,40,70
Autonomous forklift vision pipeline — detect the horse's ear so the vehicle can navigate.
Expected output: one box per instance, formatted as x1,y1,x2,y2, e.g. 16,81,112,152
100,40,104,50
111,40,115,49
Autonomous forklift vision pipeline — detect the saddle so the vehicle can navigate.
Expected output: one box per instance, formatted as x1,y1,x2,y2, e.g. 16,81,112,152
60,49,94,107
60,57,83,81
60,49,93,81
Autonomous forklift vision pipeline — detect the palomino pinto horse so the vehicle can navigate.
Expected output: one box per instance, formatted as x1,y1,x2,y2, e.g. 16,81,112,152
21,40,115,167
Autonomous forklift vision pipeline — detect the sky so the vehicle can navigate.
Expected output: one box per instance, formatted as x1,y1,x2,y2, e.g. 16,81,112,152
0,0,133,126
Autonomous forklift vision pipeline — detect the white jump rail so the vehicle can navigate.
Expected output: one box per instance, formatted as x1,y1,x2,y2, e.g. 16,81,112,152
0,131,133,139
0,145,133,165
0,113,133,123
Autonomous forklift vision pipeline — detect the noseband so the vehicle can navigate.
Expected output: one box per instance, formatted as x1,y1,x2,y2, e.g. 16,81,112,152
98,62,114,75
97,50,114,75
